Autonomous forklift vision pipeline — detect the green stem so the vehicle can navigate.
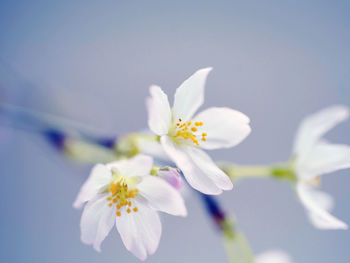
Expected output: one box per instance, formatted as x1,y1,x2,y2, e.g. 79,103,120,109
223,231,255,263
218,161,297,183
218,162,274,180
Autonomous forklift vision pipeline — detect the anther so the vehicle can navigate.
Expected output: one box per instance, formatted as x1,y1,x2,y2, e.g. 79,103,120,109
116,211,121,217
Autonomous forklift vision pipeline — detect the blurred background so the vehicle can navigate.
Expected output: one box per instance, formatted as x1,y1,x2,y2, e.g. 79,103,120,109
1,0,350,262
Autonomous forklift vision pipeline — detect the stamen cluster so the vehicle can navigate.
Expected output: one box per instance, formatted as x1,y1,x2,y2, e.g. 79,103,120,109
106,180,139,216
174,118,207,146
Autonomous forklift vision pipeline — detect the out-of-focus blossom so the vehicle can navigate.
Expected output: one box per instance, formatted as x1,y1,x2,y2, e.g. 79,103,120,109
291,105,350,229
74,155,187,260
256,250,293,263
146,68,251,195
155,166,183,190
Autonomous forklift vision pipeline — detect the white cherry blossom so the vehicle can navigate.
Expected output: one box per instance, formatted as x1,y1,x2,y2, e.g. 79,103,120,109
73,155,187,260
292,105,350,229
146,68,251,194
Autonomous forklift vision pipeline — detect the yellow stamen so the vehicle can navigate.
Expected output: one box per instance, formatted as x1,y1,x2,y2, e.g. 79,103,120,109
172,118,207,146
107,179,139,216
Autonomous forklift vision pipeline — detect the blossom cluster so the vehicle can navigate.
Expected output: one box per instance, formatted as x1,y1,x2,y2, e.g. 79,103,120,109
72,68,350,261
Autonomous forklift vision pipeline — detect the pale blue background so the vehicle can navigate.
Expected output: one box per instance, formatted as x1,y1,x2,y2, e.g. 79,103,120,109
1,1,350,262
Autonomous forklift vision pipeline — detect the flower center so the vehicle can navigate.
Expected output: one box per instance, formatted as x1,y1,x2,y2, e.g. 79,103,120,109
106,178,139,217
172,118,207,146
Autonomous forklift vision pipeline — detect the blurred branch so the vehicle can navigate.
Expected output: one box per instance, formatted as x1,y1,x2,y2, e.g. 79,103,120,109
0,103,119,163
201,194,255,263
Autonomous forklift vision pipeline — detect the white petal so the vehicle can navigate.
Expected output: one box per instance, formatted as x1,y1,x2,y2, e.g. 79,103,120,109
146,85,172,135
160,135,232,194
137,176,187,216
297,141,350,180
172,67,212,122
115,200,161,261
193,107,251,150
256,250,293,263
185,146,233,190
73,164,111,209
296,183,347,230
300,184,334,211
293,105,349,159
107,154,153,177
80,194,115,252
160,135,221,194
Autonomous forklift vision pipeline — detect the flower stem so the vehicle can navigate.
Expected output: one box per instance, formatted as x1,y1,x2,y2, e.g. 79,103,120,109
218,162,274,180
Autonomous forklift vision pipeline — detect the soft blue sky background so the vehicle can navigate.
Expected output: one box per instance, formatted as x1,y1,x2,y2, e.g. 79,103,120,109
1,0,350,262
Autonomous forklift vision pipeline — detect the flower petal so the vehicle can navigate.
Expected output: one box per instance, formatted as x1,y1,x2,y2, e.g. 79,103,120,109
138,176,187,216
73,164,111,209
107,154,153,177
297,141,350,181
185,146,233,190
256,250,293,263
115,199,161,261
80,194,115,252
193,107,251,150
296,183,347,230
160,135,232,194
172,68,212,122
146,85,172,135
293,105,349,159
